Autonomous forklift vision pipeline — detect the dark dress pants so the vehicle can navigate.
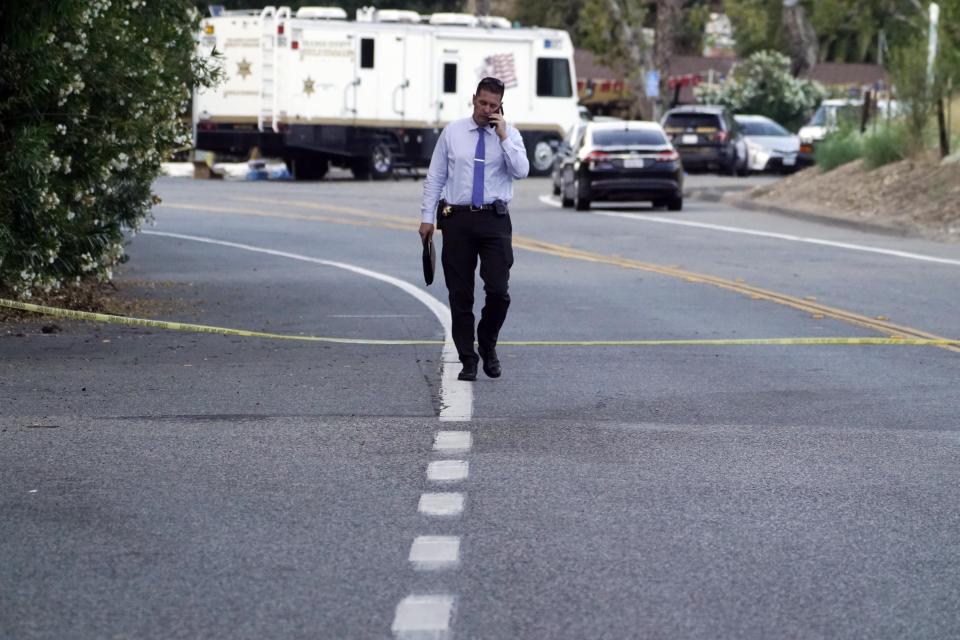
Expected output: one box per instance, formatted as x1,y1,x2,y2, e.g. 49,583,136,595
440,210,513,364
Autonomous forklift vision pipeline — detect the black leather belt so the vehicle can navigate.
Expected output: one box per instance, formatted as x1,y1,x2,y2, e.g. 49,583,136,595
446,203,496,213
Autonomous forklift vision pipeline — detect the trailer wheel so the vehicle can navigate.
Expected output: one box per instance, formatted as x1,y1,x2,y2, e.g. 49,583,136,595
528,135,559,177
285,155,328,181
352,144,393,181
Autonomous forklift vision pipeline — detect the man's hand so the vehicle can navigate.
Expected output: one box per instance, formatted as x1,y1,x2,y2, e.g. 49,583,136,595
488,113,507,141
419,222,434,244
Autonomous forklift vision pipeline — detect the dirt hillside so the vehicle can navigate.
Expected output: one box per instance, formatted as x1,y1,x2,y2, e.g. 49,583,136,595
747,154,960,242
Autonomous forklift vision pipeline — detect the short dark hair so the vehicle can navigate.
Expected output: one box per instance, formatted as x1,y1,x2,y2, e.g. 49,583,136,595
476,76,505,98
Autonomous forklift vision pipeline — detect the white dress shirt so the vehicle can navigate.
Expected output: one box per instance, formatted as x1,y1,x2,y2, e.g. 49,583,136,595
419,116,530,224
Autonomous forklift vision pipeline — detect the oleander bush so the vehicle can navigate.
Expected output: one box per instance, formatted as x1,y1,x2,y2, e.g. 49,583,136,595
0,0,218,299
693,50,825,132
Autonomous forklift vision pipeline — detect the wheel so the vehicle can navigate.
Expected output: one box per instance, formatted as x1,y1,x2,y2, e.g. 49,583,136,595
574,176,591,211
552,180,561,196
351,143,393,180
560,170,574,207
285,155,328,180
368,143,393,180
726,156,740,176
528,135,559,177
667,195,683,211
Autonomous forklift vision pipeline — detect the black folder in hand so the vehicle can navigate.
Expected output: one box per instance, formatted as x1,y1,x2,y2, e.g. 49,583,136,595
422,237,436,285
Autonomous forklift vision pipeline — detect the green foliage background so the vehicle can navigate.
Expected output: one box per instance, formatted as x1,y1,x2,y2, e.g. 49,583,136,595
0,0,218,298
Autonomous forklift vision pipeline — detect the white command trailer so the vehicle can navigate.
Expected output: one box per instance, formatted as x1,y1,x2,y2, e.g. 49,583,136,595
194,6,580,179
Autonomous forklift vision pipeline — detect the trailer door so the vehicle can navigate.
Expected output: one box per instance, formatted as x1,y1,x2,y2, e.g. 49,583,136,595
380,32,409,124
353,33,380,122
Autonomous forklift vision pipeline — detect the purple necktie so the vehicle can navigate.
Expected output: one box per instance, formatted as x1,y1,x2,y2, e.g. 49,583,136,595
471,128,485,208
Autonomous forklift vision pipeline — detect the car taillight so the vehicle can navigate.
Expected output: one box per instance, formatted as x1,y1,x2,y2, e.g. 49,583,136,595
656,149,679,162
585,151,610,161
198,121,217,131
291,40,299,50
712,131,728,143
277,24,284,35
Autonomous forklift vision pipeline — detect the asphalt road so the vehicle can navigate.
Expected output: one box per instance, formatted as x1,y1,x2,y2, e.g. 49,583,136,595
3,171,960,639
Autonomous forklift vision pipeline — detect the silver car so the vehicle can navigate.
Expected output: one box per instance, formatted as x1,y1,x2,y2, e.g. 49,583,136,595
734,114,801,174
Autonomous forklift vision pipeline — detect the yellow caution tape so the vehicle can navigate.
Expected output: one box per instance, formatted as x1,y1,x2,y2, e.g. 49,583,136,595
3,298,958,347
0,298,436,345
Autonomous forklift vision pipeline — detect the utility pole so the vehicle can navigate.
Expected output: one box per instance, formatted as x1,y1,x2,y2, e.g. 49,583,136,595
654,0,681,119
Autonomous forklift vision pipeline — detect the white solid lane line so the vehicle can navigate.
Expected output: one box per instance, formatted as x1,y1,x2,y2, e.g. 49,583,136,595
141,230,473,421
433,431,472,453
539,195,562,208
427,460,469,482
537,195,960,267
408,536,461,570
392,595,455,639
419,493,465,517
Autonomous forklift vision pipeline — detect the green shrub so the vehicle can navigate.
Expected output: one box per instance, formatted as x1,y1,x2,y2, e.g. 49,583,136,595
693,50,825,131
862,122,910,169
815,129,863,171
0,0,218,299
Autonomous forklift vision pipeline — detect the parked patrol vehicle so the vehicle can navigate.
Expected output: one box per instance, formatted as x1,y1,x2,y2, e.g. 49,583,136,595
194,6,579,179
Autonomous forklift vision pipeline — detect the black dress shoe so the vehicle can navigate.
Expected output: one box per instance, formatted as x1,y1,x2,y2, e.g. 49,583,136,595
457,361,478,381
478,346,501,378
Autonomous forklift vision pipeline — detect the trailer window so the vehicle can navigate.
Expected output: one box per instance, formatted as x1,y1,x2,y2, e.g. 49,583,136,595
443,63,457,93
536,58,572,98
360,38,375,69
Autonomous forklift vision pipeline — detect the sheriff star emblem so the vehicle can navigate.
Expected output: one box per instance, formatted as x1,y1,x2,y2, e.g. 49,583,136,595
303,77,316,96
236,58,252,79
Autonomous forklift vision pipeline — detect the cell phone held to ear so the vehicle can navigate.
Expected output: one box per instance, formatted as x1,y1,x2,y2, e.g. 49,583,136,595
490,105,503,129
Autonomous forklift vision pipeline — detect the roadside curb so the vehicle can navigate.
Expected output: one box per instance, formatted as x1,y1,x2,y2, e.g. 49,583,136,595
688,190,917,238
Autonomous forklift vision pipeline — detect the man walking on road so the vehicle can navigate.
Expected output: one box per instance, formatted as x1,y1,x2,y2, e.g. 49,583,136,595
420,77,530,381
419,77,529,381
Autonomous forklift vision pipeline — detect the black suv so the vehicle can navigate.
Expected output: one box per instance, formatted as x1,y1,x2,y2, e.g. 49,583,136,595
660,105,746,175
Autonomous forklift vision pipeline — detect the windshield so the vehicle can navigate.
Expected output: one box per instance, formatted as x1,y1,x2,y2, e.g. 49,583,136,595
663,113,721,131
592,129,667,146
809,104,861,127
738,119,790,136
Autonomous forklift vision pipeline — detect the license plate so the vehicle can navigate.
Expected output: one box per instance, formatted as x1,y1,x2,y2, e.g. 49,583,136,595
783,155,796,166
623,158,646,168
682,134,698,144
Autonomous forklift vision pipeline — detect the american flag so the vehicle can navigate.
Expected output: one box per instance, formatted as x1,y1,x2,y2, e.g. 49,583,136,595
482,53,518,88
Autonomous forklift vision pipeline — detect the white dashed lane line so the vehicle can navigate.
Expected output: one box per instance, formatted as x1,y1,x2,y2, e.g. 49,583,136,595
427,460,470,482
433,430,473,453
419,492,466,517
391,595,455,640
409,535,461,571
393,429,472,638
